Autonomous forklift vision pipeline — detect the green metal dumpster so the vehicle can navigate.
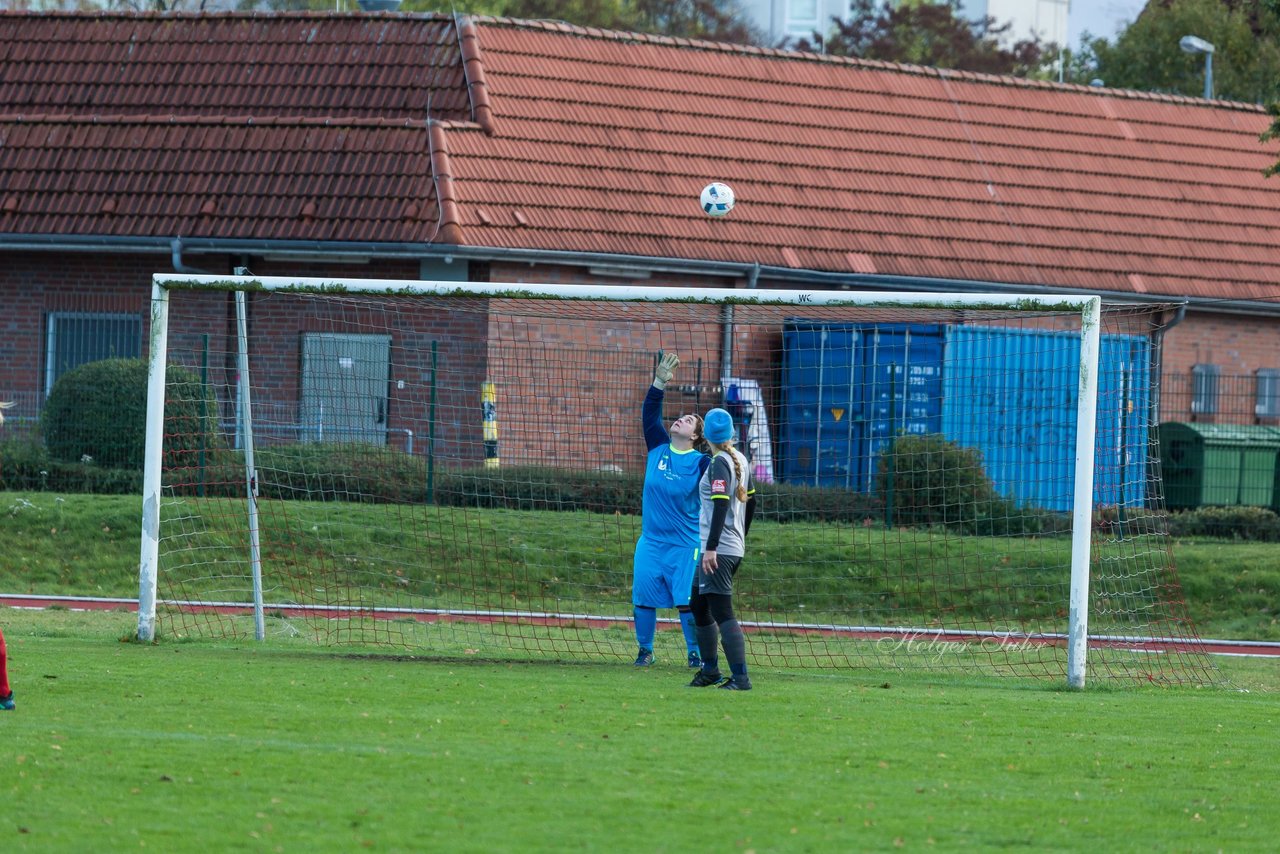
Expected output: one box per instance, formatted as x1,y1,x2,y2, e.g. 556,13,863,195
1158,422,1280,509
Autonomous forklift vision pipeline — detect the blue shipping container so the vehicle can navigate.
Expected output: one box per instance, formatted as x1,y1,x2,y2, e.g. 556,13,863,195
942,327,1150,511
780,322,1151,511
779,322,943,490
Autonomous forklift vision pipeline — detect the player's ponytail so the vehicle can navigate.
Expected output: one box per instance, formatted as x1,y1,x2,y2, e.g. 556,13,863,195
711,441,749,502
729,447,748,503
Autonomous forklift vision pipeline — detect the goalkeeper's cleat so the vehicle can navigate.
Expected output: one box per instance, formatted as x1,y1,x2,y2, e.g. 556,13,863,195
719,677,752,691
0,691,13,711
687,670,724,688
633,648,654,667
687,650,702,669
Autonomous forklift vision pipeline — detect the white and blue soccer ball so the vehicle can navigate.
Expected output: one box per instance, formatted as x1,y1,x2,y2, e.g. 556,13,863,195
700,182,735,217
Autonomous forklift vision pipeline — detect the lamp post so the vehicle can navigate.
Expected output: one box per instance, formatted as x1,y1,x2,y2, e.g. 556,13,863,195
1179,35,1215,100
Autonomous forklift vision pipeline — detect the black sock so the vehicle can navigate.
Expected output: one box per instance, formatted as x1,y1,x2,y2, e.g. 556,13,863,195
719,618,749,680
695,623,720,673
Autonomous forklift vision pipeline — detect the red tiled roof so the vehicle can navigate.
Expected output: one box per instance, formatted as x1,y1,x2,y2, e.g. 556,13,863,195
0,114,441,242
0,12,470,121
1,11,1278,300
448,18,1280,299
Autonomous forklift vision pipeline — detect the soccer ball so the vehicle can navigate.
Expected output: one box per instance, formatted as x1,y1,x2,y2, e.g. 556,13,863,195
700,182,735,217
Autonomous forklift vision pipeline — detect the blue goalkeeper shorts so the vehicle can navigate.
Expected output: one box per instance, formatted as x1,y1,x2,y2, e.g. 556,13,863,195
632,536,700,608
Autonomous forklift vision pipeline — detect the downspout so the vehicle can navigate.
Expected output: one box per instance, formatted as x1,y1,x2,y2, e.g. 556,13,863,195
1148,302,1187,508
719,263,759,389
170,236,214,274
1149,302,1187,428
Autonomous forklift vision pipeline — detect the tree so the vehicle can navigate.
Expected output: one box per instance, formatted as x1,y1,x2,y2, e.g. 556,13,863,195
424,0,627,24
628,0,762,43
1262,100,1280,176
1088,0,1280,103
790,0,1054,78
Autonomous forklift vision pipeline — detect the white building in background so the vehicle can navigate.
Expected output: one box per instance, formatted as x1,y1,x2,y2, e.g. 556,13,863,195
972,0,1069,46
744,0,1069,48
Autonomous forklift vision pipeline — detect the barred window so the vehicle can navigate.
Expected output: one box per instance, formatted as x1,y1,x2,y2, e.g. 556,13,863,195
1257,369,1280,418
45,312,142,395
1190,364,1219,415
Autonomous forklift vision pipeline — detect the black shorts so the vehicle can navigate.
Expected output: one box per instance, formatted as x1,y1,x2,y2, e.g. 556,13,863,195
697,554,741,597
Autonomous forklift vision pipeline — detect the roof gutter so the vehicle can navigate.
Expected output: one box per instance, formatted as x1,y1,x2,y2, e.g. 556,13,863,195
1,232,1271,317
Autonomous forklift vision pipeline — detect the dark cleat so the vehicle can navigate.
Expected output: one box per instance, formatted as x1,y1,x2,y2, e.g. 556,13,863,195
688,670,725,687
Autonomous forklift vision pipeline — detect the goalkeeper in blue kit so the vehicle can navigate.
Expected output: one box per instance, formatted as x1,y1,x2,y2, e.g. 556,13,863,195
631,353,710,667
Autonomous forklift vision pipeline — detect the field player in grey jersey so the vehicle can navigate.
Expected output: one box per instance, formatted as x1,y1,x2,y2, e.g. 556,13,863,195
687,407,757,691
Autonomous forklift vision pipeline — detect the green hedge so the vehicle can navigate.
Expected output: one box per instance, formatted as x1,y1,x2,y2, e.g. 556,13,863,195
156,443,885,522
17,433,1273,540
1,435,1060,531
0,437,142,494
1093,504,1280,542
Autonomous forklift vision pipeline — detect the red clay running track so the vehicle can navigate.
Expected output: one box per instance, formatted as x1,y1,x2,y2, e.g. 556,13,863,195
4,593,1279,658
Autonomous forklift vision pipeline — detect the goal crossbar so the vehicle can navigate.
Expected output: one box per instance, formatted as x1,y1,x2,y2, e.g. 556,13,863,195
154,273,1098,312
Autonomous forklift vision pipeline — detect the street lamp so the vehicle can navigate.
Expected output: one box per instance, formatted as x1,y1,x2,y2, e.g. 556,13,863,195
1179,35,1215,100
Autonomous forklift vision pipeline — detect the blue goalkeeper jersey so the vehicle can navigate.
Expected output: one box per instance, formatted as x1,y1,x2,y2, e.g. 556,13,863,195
640,386,708,546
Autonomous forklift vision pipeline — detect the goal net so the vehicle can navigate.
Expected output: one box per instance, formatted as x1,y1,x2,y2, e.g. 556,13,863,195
137,274,1218,686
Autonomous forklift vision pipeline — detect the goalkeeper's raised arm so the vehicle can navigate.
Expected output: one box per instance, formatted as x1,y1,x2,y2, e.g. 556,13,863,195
641,352,680,451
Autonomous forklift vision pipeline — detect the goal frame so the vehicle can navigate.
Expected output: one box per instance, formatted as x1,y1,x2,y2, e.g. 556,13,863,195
136,273,1101,688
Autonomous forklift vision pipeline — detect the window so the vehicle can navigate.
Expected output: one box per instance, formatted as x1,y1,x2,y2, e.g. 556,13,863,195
418,257,469,282
787,0,820,38
1190,364,1219,415
1257,369,1280,418
45,312,143,395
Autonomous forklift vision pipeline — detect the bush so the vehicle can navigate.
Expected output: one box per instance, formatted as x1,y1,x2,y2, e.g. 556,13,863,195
42,358,216,471
873,434,998,527
869,433,1071,535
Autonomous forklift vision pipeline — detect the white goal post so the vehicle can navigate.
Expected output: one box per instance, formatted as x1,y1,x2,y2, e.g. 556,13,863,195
135,273,1129,687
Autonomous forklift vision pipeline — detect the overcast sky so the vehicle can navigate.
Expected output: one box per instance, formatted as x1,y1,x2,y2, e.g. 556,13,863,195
1068,0,1145,45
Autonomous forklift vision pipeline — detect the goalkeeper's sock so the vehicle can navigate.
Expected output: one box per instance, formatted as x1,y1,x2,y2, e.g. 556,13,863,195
633,606,657,652
695,623,720,673
677,609,699,655
719,618,748,679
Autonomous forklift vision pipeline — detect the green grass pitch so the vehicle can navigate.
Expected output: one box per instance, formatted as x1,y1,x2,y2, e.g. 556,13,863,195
2,609,1278,850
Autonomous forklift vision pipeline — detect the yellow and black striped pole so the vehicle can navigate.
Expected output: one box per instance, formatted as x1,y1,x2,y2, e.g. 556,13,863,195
481,381,499,468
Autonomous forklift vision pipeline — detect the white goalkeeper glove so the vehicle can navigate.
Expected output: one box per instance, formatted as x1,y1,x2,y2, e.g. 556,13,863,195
653,352,680,390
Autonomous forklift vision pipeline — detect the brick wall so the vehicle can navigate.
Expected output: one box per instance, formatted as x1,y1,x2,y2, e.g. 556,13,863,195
481,263,751,472
9,250,1280,473
0,252,161,421
1160,311,1280,423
